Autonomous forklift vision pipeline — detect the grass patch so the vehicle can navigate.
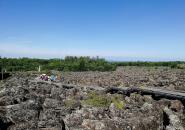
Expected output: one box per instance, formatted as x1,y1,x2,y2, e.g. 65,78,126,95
64,99,76,108
83,92,125,109
111,95,125,109
82,92,111,107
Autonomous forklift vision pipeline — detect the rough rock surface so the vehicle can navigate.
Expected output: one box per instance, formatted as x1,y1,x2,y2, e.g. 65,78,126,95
62,67,185,91
0,72,185,130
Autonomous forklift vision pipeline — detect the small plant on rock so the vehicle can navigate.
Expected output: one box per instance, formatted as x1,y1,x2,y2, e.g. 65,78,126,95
111,95,125,109
83,91,111,107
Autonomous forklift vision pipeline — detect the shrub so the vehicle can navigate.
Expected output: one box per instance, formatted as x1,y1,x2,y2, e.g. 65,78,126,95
176,64,185,69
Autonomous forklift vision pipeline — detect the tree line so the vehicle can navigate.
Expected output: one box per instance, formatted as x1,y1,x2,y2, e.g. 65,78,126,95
0,56,116,72
0,56,185,72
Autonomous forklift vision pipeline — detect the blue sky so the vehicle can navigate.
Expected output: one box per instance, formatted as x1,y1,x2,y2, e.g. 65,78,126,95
0,0,185,61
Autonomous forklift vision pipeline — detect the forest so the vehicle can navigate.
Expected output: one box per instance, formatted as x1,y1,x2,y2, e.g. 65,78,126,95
0,56,116,72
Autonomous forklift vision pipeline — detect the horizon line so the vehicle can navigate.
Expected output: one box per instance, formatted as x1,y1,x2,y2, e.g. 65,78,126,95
1,55,185,62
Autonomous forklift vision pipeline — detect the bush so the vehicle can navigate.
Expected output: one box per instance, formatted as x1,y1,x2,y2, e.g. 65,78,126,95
176,64,185,69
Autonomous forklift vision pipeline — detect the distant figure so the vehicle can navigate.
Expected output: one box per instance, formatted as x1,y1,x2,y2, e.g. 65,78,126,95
44,75,48,81
57,74,61,80
61,72,65,82
40,74,46,80
61,76,65,82
39,74,49,81
50,75,56,81
57,72,64,82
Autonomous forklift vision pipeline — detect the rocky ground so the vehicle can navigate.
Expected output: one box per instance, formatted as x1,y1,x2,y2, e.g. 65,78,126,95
0,67,185,130
62,67,185,91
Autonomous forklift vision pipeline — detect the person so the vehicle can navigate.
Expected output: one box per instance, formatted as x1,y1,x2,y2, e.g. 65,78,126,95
40,74,46,80
57,73,61,80
44,75,48,81
50,75,56,81
61,76,64,82
60,72,65,82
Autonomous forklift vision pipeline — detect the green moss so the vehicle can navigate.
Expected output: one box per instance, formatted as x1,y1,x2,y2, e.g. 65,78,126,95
111,95,125,109
140,85,145,89
83,92,111,107
83,92,125,109
64,99,76,108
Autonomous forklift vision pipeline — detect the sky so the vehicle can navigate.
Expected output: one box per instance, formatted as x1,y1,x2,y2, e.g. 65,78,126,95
0,0,185,61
